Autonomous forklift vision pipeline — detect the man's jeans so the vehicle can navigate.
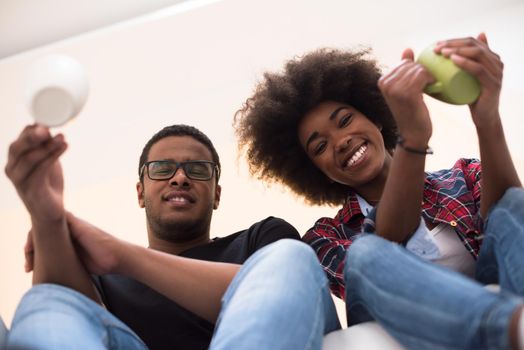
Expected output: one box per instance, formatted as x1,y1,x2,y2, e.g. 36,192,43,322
4,239,340,349
210,239,340,349
1,315,7,349
5,284,147,350
344,187,524,350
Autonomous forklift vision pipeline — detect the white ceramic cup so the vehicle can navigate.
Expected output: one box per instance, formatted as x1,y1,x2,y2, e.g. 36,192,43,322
25,54,89,127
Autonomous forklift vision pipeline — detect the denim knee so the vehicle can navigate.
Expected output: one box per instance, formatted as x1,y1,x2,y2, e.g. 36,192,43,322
500,187,524,205
219,238,328,318
259,239,319,270
344,234,386,279
16,283,96,315
485,187,524,235
488,187,524,218
9,284,146,350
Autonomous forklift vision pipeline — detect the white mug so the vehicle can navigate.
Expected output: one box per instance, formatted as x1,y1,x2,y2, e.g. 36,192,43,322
25,54,89,127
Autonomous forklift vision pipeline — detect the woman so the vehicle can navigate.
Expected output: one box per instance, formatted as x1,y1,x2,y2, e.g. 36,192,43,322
234,33,524,349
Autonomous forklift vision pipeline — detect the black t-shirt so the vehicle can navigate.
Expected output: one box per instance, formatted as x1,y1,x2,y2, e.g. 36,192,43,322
93,216,300,350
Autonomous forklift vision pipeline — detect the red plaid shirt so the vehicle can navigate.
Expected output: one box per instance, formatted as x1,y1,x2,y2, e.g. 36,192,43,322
303,158,483,298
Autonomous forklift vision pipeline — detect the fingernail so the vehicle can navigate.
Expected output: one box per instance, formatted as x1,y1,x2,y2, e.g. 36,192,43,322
450,54,462,62
54,133,65,142
441,48,453,56
34,125,50,138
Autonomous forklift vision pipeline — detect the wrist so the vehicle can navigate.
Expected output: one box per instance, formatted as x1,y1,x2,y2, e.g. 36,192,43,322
113,240,141,275
474,112,502,131
31,214,67,232
396,136,433,156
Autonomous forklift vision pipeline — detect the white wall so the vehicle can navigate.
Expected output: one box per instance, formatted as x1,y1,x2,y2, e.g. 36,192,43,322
1,0,523,327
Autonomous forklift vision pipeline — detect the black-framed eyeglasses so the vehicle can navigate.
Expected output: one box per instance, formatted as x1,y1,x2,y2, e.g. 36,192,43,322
140,160,219,181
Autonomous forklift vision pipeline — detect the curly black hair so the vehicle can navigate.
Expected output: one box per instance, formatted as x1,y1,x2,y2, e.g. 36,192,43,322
234,48,397,206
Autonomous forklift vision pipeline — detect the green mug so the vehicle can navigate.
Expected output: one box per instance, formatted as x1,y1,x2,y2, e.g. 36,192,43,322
416,44,481,105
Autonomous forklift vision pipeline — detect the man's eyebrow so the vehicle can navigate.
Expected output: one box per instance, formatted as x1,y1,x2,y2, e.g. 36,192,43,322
329,106,347,120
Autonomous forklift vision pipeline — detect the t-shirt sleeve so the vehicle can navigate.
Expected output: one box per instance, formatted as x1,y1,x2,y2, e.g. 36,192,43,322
250,216,301,251
302,216,355,299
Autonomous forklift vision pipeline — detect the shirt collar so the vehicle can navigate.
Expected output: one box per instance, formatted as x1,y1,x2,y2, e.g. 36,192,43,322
338,192,365,223
355,194,373,216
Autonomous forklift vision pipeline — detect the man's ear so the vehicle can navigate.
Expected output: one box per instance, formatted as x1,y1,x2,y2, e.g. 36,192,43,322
213,184,221,210
136,181,145,208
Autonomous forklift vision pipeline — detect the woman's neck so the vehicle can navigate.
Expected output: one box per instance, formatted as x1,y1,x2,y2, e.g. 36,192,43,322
354,154,391,206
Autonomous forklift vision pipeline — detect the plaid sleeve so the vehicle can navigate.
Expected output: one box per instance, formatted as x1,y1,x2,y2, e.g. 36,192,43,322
456,158,483,228
458,158,482,204
302,216,356,299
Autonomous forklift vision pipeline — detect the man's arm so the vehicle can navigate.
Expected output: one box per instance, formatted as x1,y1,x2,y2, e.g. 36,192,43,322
122,245,239,323
66,214,238,323
5,125,100,303
64,215,300,323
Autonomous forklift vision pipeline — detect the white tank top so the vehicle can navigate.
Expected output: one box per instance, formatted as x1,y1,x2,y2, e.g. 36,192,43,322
428,223,476,278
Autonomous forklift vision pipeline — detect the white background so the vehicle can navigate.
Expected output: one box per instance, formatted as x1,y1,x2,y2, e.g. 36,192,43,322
1,0,523,327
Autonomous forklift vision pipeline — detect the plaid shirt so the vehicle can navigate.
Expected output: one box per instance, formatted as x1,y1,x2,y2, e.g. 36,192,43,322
303,158,483,299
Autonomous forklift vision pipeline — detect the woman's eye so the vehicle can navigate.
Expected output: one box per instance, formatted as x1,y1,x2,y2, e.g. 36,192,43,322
339,113,352,127
314,142,327,156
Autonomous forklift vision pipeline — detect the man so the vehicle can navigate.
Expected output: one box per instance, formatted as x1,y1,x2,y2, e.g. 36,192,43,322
3,124,340,349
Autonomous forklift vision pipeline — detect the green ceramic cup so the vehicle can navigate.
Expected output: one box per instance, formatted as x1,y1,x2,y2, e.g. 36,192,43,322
416,44,481,105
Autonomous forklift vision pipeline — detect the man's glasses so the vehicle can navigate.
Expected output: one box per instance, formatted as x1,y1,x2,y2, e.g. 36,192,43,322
140,160,219,181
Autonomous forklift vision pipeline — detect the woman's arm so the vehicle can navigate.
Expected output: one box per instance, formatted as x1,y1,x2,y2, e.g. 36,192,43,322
375,49,434,242
436,33,521,217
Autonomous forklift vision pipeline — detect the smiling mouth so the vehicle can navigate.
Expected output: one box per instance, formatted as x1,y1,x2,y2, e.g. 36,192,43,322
345,143,368,169
163,192,195,205
166,196,191,204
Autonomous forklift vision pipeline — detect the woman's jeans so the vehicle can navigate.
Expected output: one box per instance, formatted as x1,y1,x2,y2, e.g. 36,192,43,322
4,239,340,350
344,187,524,350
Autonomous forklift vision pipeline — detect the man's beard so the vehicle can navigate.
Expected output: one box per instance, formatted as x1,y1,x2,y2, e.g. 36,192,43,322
145,202,213,243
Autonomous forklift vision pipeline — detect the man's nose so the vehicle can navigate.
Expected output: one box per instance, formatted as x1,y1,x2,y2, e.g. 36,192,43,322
169,167,190,187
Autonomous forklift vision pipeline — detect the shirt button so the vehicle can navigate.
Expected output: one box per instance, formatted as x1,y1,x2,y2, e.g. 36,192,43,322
450,220,457,227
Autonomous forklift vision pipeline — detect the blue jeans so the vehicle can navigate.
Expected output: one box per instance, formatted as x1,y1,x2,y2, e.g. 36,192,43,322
210,239,340,350
344,187,524,350
5,239,339,349
6,284,147,350
1,315,7,349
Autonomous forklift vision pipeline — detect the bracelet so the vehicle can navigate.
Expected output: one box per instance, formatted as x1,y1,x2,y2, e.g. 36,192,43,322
396,136,433,155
